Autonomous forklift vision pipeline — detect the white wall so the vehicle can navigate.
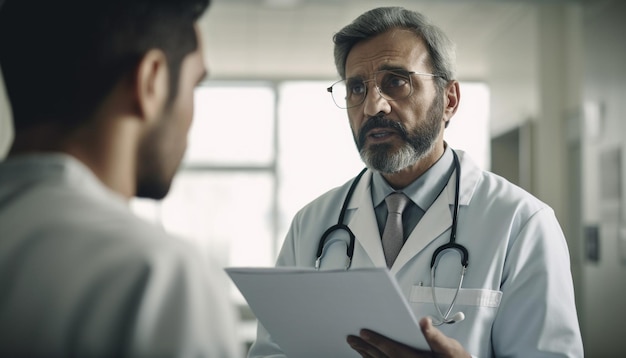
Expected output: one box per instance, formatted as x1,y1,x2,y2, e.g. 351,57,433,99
579,0,626,356
486,3,579,261
487,5,538,139
488,1,626,355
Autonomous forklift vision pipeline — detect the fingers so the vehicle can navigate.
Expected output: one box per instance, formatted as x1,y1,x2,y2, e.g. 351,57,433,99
348,320,471,358
347,330,432,358
347,334,385,358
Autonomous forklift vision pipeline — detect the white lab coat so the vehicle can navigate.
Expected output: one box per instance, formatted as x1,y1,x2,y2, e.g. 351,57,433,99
249,150,583,358
0,154,240,357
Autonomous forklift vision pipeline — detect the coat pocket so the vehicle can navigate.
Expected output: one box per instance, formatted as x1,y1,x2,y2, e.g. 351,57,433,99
409,285,502,308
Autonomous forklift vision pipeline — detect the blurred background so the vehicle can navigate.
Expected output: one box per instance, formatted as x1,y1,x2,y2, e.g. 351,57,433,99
1,0,624,356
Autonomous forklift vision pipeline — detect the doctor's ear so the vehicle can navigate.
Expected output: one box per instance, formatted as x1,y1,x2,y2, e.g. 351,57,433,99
443,80,460,127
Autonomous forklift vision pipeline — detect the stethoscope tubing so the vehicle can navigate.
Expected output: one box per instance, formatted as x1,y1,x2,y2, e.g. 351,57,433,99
314,149,469,325
315,167,367,270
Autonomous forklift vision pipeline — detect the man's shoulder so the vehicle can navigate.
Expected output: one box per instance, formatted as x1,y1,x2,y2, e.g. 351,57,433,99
48,202,198,263
0,173,199,267
473,169,552,219
457,150,546,210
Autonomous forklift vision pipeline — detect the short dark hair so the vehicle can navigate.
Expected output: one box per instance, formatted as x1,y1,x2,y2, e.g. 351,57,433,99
333,7,456,92
0,0,210,130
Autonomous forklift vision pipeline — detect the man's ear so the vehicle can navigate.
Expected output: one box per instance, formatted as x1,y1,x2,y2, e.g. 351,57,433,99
134,49,169,122
443,80,460,128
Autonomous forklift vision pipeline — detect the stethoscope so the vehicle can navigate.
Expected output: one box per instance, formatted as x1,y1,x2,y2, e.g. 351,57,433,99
315,150,469,326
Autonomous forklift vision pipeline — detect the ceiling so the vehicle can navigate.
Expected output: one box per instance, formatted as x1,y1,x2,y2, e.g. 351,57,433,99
199,0,582,81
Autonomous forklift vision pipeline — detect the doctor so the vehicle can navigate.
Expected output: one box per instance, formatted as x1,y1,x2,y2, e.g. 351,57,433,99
248,6,583,358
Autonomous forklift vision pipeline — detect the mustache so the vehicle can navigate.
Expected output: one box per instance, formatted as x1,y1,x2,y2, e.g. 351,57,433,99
358,115,408,147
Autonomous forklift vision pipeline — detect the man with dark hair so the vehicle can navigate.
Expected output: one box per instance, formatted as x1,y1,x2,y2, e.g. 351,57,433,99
0,0,240,356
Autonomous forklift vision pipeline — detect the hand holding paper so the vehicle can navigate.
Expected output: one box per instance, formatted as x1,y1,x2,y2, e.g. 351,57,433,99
226,267,430,358
347,318,471,358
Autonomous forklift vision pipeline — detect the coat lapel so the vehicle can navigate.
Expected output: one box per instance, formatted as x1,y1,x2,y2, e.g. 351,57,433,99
345,171,387,267
390,150,480,273
390,181,453,273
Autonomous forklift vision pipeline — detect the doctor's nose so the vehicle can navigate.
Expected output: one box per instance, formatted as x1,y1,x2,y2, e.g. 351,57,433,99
363,85,392,117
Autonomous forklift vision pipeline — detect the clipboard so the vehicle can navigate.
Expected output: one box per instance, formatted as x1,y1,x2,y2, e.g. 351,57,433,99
226,267,428,357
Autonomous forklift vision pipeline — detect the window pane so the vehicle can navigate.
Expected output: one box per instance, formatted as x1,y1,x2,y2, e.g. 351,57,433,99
167,172,274,266
444,82,490,170
278,81,364,244
131,172,274,267
185,85,275,166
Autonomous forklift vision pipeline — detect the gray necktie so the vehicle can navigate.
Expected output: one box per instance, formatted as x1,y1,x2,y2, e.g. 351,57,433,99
382,192,410,268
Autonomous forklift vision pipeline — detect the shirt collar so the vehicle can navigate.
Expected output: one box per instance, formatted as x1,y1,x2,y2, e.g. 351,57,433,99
371,146,455,211
0,153,127,205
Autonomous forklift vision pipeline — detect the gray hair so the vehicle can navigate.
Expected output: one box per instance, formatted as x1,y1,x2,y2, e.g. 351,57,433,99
333,7,456,90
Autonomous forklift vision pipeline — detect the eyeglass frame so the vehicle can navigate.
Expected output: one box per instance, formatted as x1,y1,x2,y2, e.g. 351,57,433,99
326,69,443,109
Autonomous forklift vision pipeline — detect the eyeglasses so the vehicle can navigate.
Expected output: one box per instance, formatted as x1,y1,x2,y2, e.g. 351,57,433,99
327,70,441,109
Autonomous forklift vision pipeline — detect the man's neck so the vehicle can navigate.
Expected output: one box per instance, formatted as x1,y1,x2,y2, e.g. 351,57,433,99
10,121,138,200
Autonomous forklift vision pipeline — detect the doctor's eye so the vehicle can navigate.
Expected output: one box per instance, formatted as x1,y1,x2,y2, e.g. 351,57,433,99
382,71,410,85
346,80,366,97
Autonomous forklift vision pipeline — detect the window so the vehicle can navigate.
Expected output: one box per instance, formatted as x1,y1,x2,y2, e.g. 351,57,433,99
277,82,364,241
444,82,490,170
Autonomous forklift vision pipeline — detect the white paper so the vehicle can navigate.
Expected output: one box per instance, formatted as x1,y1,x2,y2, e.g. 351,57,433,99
226,267,428,357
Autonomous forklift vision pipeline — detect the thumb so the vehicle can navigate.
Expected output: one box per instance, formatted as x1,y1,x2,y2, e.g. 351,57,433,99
420,317,470,358
420,317,447,352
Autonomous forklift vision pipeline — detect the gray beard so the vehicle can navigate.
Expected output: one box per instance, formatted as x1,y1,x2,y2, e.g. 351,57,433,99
360,142,424,174
357,98,443,174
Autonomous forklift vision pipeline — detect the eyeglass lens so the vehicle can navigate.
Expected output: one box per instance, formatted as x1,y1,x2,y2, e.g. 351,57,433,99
330,70,413,109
